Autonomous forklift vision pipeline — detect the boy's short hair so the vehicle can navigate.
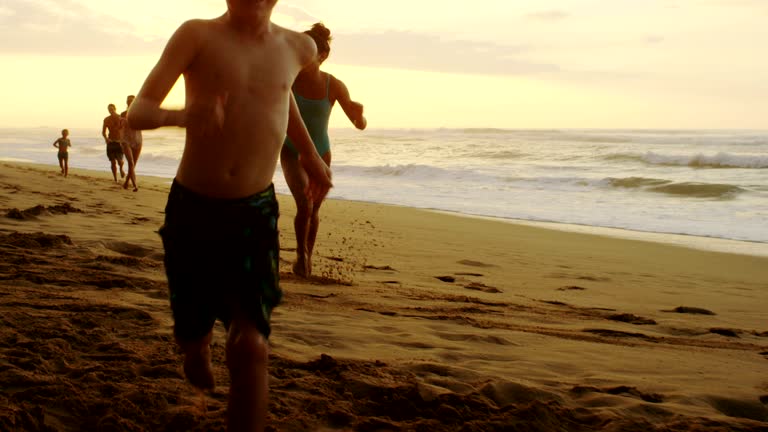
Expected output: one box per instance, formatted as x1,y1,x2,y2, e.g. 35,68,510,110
62,129,68,134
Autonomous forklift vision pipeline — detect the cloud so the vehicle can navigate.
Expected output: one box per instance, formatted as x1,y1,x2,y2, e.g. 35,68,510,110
0,0,165,55
525,10,570,21
644,35,665,44
274,3,320,24
331,31,560,76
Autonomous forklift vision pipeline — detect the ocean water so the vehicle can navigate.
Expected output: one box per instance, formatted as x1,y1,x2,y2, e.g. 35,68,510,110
2,127,767,256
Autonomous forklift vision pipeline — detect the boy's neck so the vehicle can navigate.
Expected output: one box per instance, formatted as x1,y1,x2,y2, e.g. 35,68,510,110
224,12,273,38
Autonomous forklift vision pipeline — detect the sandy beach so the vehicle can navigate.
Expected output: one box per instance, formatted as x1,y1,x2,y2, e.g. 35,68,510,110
1,161,767,431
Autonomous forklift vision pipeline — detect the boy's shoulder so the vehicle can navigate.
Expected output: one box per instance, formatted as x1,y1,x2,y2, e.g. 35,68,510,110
273,24,316,64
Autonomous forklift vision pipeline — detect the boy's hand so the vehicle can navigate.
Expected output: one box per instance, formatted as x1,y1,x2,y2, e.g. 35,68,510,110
300,153,333,202
186,93,228,135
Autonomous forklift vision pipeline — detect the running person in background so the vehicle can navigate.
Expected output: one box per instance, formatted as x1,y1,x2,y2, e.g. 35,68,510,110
102,104,125,182
282,22,367,278
52,129,72,177
120,95,143,191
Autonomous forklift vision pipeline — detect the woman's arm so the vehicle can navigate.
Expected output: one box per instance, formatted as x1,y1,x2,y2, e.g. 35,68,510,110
330,75,367,130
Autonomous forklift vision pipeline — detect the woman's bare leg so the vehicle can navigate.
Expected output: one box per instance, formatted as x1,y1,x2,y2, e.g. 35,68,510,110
121,144,137,191
305,152,331,276
280,147,313,277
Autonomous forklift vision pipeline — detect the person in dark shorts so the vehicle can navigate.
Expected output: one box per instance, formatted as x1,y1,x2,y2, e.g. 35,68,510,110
126,0,332,429
101,103,125,182
160,180,282,344
52,128,72,177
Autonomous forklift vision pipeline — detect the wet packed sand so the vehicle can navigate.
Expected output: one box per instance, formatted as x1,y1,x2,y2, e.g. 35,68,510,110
1,161,767,431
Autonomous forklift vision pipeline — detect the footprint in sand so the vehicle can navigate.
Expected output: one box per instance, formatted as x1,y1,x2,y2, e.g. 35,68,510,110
364,265,396,271
95,254,161,269
435,276,456,283
549,272,611,282
583,329,650,340
607,313,657,325
662,306,716,316
558,285,587,291
708,396,768,422
1,232,73,249
457,259,497,268
571,385,664,404
709,328,739,338
6,203,83,220
103,240,154,258
464,282,502,294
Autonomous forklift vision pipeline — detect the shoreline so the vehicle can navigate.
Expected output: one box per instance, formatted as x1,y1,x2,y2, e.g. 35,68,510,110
4,159,765,258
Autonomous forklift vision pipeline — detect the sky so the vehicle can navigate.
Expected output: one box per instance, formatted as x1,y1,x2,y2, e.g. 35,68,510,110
0,0,766,129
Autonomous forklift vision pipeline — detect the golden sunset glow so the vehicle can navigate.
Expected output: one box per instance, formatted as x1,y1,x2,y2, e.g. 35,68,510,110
1,0,766,129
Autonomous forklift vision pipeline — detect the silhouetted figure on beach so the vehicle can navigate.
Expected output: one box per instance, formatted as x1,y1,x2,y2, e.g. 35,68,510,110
102,104,125,182
282,22,367,278
127,0,332,430
52,129,71,177
120,95,143,191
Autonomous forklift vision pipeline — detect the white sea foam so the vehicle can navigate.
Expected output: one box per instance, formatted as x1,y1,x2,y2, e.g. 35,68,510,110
606,151,768,169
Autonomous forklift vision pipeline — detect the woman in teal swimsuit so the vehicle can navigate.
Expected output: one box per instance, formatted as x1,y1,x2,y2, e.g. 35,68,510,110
282,22,367,278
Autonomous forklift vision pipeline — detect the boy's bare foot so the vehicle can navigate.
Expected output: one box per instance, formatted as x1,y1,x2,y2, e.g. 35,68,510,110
292,260,307,278
183,346,215,391
133,187,138,192
123,182,129,190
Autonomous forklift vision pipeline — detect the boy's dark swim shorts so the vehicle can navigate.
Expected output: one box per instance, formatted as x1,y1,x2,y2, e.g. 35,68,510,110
159,179,282,342
106,141,124,162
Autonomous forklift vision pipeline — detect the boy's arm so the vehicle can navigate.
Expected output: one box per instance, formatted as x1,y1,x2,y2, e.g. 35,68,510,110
52,139,59,148
332,76,367,130
101,120,108,143
127,20,202,130
286,93,332,201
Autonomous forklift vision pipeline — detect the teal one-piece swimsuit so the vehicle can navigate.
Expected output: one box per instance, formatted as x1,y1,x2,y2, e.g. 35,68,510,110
284,74,333,157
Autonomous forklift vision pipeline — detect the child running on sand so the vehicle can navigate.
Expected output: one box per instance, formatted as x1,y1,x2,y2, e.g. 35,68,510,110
52,129,71,177
127,0,332,430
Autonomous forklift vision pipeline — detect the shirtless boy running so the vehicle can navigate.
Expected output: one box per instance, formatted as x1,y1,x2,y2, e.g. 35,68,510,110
127,1,331,430
102,104,125,182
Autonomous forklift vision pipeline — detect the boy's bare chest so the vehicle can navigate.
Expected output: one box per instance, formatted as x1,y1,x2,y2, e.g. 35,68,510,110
190,41,296,95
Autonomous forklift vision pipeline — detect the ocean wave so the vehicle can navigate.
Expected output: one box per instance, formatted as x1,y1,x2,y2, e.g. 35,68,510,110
608,177,745,199
463,150,525,160
648,183,745,199
604,151,768,168
607,177,671,188
458,128,523,135
334,163,496,183
138,153,182,165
